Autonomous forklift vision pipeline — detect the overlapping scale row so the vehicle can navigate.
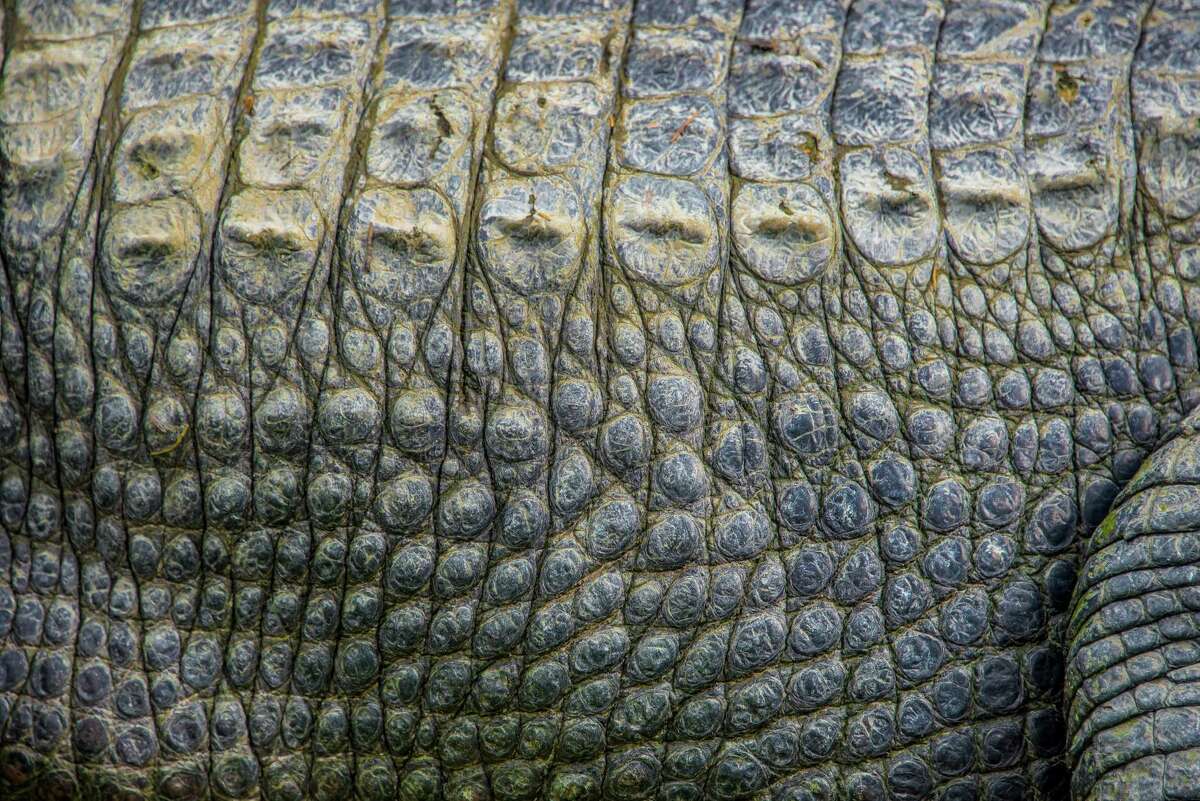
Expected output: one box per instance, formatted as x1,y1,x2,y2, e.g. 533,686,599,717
932,0,1071,612
421,1,632,797
80,3,262,799
325,0,514,798
588,1,747,798
3,1,1200,799
725,1,865,798
1067,406,1200,800
1065,5,1200,799
848,0,953,786
929,3,1078,799
1132,1,1200,418
834,2,1000,799
1026,0,1167,541
198,3,386,799
0,2,134,797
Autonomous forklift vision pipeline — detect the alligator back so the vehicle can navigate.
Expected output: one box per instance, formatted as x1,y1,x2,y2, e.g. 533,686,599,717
1,2,1199,800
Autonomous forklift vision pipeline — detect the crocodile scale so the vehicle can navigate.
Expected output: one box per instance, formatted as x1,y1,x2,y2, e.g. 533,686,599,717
1,1,1200,799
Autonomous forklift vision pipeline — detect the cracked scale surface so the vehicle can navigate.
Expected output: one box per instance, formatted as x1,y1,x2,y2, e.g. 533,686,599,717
1,1,1200,800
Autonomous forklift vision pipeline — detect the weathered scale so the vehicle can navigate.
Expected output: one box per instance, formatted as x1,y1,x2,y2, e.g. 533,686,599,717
0,1,1199,800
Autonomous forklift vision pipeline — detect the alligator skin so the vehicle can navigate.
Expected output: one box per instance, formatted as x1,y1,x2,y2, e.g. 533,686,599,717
1,0,1199,799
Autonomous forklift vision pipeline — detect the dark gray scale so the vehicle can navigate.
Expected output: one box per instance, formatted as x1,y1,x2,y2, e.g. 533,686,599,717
1068,393,1200,800
79,4,263,798
1027,0,1162,575
185,3,390,800
927,3,1079,798
307,1,510,794
594,0,746,796
0,2,136,798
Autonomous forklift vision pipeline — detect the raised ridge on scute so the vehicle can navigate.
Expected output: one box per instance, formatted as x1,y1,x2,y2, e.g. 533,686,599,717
199,3,387,798
78,3,260,798
0,3,136,797
322,0,514,798
3,2,1200,800
1065,3,1200,800
437,1,632,797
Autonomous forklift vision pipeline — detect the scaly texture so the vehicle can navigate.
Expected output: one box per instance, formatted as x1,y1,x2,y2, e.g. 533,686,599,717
2,1,1200,800
0,2,135,797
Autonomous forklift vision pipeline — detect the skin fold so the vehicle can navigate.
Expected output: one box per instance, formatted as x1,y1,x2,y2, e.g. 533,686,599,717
0,0,1197,799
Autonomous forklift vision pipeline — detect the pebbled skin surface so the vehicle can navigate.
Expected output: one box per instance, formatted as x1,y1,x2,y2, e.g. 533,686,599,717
0,0,1198,799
